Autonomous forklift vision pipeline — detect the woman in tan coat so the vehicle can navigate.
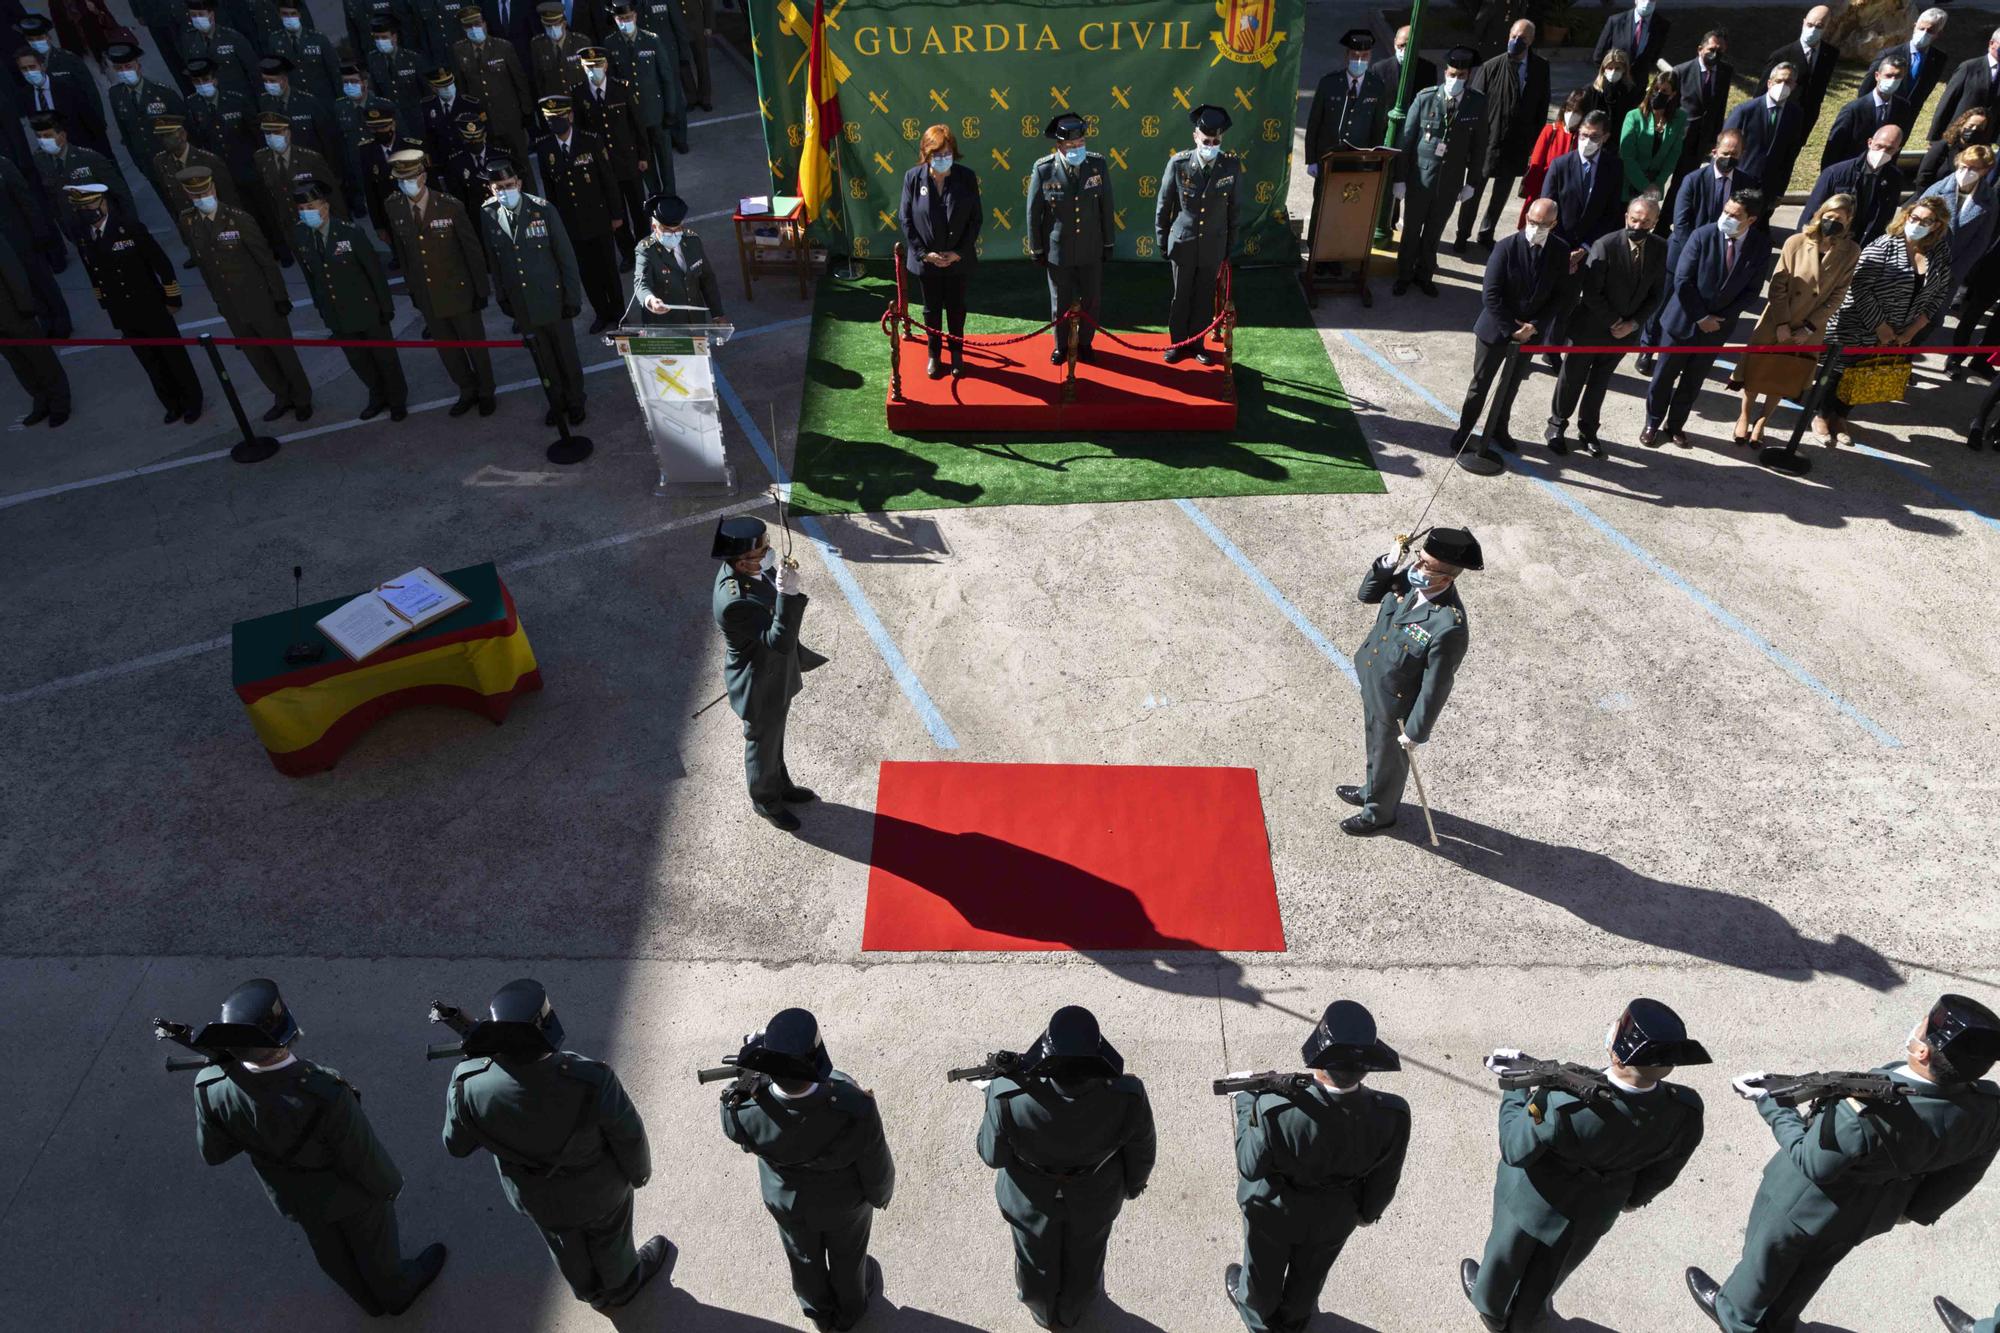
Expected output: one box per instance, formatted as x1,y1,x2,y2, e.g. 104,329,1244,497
1731,195,1860,445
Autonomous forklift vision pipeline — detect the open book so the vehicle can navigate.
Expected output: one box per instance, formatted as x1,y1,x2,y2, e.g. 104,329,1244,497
314,567,470,662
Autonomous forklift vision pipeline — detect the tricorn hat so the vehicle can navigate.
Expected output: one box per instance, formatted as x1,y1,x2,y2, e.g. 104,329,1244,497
369,13,400,30
711,515,766,559
461,977,566,1057
481,158,519,181
1021,1005,1123,1079
1301,1000,1400,1071
1044,111,1088,141
192,977,302,1050
1189,104,1231,135
733,1007,835,1083
1424,526,1483,570
1610,998,1711,1067
1341,27,1378,52
259,54,294,75
1924,994,2000,1079
1446,44,1480,69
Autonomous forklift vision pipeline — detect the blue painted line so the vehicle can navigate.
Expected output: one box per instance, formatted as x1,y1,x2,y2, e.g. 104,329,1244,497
1849,444,2000,535
729,314,813,342
1338,331,1903,748
1174,499,1360,688
712,367,960,750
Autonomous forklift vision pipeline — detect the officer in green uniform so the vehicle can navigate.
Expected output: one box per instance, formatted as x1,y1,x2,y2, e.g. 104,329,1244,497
155,115,239,256
384,147,497,413
454,7,537,177
605,0,685,186
66,182,204,422
1936,1295,2000,1333
258,55,344,175
294,179,410,419
1226,1001,1409,1333
180,0,258,97
253,111,345,265
718,1008,896,1332
186,979,447,1316
1339,526,1478,837
634,192,722,321
268,2,343,106
529,1,587,100
442,978,672,1311
0,233,71,426
712,514,825,831
532,90,626,333
31,113,136,227
1154,103,1238,366
977,1006,1155,1331
185,57,269,241
367,15,432,132
1028,110,1114,366
336,65,403,219
479,158,587,424
1688,994,2000,1333
360,107,426,239
1466,999,1709,1331
1393,45,1487,297
180,165,314,421
106,43,187,219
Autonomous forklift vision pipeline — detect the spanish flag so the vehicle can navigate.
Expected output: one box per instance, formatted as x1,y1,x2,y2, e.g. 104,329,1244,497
795,0,843,221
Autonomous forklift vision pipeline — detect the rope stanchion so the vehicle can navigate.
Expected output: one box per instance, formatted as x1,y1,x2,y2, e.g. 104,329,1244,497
523,332,593,465
199,332,280,465
1762,348,1843,477
1061,300,1081,403
883,302,904,401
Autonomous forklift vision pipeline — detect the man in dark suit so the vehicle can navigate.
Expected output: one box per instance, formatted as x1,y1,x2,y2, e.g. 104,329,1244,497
1640,129,1754,365
1868,8,1951,122
1722,65,1803,202
1823,57,1914,171
1643,190,1771,447
1369,25,1436,105
1306,29,1388,169
711,516,826,832
1595,0,1670,76
13,48,110,158
1548,195,1665,456
1457,18,1549,249
1673,31,1734,188
1452,196,1567,469
1803,124,1906,244
1930,30,2000,142
1541,112,1622,249
1764,6,1839,130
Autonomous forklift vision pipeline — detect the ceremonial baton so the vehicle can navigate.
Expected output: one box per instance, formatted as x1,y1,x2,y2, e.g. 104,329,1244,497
1399,724,1439,848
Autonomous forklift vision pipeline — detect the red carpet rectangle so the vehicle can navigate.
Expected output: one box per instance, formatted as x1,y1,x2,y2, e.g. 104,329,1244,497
861,761,1285,952
883,335,1238,434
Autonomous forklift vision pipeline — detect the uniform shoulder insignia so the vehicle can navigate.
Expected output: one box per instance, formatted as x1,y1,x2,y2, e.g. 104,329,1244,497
1111,1073,1147,1097
554,1053,611,1086
1664,1083,1703,1111
451,1057,495,1081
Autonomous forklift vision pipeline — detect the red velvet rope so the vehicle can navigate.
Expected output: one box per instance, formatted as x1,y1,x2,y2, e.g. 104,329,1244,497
0,335,520,348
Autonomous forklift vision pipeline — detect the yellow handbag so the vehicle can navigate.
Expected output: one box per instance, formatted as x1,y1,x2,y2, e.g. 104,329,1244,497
1835,354,1912,407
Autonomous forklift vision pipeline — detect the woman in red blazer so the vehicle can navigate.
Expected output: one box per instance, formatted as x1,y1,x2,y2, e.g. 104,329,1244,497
1518,89,1586,230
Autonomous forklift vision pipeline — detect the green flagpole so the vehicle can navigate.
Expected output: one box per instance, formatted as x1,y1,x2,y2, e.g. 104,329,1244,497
1373,0,1427,246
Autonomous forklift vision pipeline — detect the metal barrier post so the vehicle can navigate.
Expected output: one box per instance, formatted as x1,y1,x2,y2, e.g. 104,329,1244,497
199,333,280,464
1760,347,1839,477
524,331,593,464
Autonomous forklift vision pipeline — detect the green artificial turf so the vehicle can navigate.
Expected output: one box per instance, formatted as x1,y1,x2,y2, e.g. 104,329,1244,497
785,265,1384,515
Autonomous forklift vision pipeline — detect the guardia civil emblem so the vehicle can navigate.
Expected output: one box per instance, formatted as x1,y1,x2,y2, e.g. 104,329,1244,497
960,116,981,140
1210,0,1288,69
1139,115,1160,138
900,117,921,141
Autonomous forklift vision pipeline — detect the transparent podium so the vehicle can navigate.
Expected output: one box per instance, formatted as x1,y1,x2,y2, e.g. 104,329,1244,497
611,318,737,495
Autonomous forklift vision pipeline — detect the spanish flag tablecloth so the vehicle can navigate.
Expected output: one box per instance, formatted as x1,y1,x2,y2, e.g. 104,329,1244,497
231,562,542,776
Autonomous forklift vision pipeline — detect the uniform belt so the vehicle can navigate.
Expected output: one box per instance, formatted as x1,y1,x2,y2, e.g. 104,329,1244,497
1273,1172,1362,1195
1013,1151,1117,1181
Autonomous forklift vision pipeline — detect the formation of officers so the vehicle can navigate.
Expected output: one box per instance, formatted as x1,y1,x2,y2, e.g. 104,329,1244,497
1307,5,2000,464
168,973,2000,1331
0,0,723,426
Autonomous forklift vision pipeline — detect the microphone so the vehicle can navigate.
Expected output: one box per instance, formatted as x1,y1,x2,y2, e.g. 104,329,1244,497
284,565,324,665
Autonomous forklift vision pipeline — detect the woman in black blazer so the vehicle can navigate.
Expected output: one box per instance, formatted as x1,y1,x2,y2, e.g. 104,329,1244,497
899,124,981,378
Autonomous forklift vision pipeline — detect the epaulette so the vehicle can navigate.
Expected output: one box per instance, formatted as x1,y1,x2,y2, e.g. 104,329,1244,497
450,1056,495,1084
992,1076,1029,1098
553,1052,610,1087
1110,1073,1148,1098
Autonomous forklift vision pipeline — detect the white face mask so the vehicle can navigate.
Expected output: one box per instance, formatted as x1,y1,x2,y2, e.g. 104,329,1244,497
26,37,48,53
1578,135,1602,158
1394,45,1407,63
1866,146,1892,169
1195,140,1219,162
1633,0,1654,14
468,25,486,41
497,186,521,208
193,194,219,214
34,136,57,154
22,69,44,86
281,14,301,29
342,81,362,97
1717,213,1742,237
265,133,288,150
398,177,421,196
195,81,217,98
1603,67,1623,84
1443,74,1465,97
1525,222,1551,245
1912,26,1934,50
1906,219,1932,240
586,67,605,84
262,80,282,95
116,68,141,85
545,24,564,39
191,15,213,30
617,19,636,35
1958,166,1982,190
1879,77,1902,95
1800,23,1821,46
374,37,394,52
437,83,455,99
1768,81,1793,103
660,229,682,248
299,207,323,227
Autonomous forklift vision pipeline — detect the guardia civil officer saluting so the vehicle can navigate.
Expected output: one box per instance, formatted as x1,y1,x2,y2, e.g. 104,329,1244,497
1155,103,1238,366
1338,527,1478,837
712,515,826,832
1688,994,2000,1333
977,1005,1156,1330
1465,999,1708,1332
1225,1001,1410,1333
442,978,672,1311
717,1009,895,1332
1028,110,1114,366
184,979,447,1316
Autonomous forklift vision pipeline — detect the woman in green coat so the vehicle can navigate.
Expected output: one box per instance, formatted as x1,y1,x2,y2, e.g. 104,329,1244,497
1620,71,1687,201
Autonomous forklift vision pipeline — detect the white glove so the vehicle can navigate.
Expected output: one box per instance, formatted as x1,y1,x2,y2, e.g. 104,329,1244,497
1483,1048,1524,1074
1383,538,1407,567
775,563,802,597
1393,181,1406,200
1731,1071,1770,1102
1457,184,1475,202
968,1078,992,1091
1397,729,1418,752
1224,1070,1253,1079
1306,162,1319,177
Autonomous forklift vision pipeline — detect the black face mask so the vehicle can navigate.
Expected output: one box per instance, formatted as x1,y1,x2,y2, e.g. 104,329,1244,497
1714,153,1736,172
548,115,571,134
1819,216,1845,236
1650,92,1674,111
374,129,395,143
1626,225,1652,240
1699,49,1718,66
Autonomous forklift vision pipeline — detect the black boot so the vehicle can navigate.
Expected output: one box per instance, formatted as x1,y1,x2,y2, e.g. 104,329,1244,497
1685,1267,1723,1329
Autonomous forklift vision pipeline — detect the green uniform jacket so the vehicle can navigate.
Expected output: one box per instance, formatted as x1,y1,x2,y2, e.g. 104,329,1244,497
1027,151,1114,265
1235,1083,1409,1225
713,562,824,723
194,1059,403,1223
36,144,136,219
184,203,289,323
1492,1082,1703,1246
978,1074,1156,1213
155,144,241,216
254,145,347,224
110,79,187,170
1743,1063,2000,1247
1395,85,1489,193
1154,147,1239,265
634,230,723,320
386,187,488,317
719,1071,896,1217
454,37,534,140
268,26,344,105
180,22,260,95
604,26,683,133
367,45,432,128
295,214,397,333
569,74,647,180
188,86,259,178
529,30,587,101
480,191,581,327
258,89,345,180
1305,68,1390,163
1355,557,1467,744
444,1051,651,1228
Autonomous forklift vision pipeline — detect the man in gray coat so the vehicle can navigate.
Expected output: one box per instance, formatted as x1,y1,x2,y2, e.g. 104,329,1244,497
712,515,828,832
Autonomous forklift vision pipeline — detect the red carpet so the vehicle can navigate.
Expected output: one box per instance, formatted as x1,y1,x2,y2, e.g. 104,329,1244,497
860,761,1285,952
883,335,1238,433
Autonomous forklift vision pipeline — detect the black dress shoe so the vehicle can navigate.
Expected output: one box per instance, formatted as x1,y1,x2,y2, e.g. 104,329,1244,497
22,406,48,426
383,1243,447,1316
1196,349,1218,366
568,403,586,425
1452,237,1469,255
927,354,944,377
261,402,288,423
359,400,385,420
1639,425,1660,447
1582,436,1605,458
755,802,802,832
1050,348,1065,365
782,785,817,803
1685,1267,1723,1329
294,403,312,421
1672,430,1691,448
448,396,477,417
389,404,408,421
1935,1295,1977,1332
1335,784,1364,807
950,358,964,377
1462,1259,1504,1333
1635,352,1656,374
1163,346,1188,364
161,406,181,424
477,397,496,416
181,404,201,423
1391,280,1410,295
1340,811,1396,836
46,409,67,427
1547,433,1569,455
1224,1263,1244,1308
1417,278,1439,296
1538,353,1561,372
1490,433,1517,453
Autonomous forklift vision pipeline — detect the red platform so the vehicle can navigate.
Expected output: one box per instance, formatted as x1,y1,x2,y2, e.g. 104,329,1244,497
884,332,1237,433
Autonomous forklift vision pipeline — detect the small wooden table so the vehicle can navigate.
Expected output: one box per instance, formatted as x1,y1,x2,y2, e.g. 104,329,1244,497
733,198,814,301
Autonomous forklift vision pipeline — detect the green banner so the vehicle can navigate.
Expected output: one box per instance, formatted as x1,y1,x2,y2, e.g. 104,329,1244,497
747,0,1307,263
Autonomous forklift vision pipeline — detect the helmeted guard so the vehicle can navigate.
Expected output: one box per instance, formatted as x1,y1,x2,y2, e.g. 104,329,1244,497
65,182,204,423
480,158,587,423
977,1006,1156,1331
633,191,721,322
1227,1001,1410,1333
712,514,824,829
453,6,537,175
1393,45,1489,296
190,978,447,1316
443,978,672,1311
532,90,626,332
293,179,409,420
1027,110,1114,365
179,164,313,421
718,1008,896,1332
1339,526,1479,837
384,146,497,413
1689,994,2000,1333
1465,999,1709,1332
1154,103,1239,366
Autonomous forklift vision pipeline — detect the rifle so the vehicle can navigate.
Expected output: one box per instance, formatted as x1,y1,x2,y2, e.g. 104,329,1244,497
1213,1071,1316,1126
1489,1054,1618,1112
697,1056,765,1106
1753,1071,1908,1119
425,1000,475,1061
947,1050,1025,1084
153,1018,234,1074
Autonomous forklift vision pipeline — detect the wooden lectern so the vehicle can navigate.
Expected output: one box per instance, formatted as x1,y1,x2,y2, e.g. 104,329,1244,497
1302,147,1399,307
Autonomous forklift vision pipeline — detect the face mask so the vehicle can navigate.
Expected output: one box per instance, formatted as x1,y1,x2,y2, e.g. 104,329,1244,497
26,38,48,53
1563,111,1580,130
468,25,487,40
1633,0,1654,13
1866,147,1891,169
281,14,301,29
1578,136,1602,158
1195,142,1220,162
1406,566,1434,590
482,185,513,208
193,15,215,31
1714,153,1736,172
1507,36,1526,57
1603,68,1623,84
1699,49,1717,67
265,133,288,150
1525,223,1551,245
930,152,953,171
1626,224,1652,239
398,177,421,196
1443,74,1465,97
545,25,564,39
374,37,394,53
1879,77,1901,95
586,67,605,84
373,128,395,142
262,80,282,95
195,81,217,98
1060,144,1086,166
1769,82,1792,103
1958,167,1982,190
1907,220,1932,240
1650,92,1673,111
298,207,323,226
34,136,57,153
342,81,362,98
22,69,44,87
660,229,682,248
1818,216,1844,235
1800,24,1821,46
1717,213,1742,237
758,547,778,573
617,19,635,35
548,115,571,134
193,194,219,214
1912,27,1933,50
438,83,455,99
1394,45,1407,63
116,69,140,85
